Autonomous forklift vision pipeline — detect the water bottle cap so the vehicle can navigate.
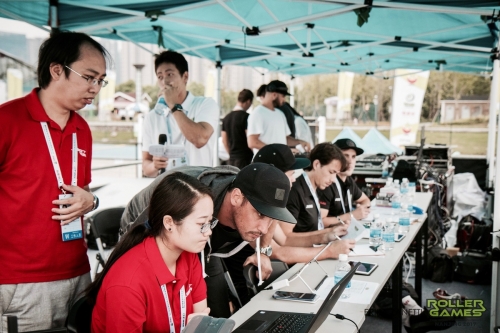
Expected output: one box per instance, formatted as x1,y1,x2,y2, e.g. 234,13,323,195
158,96,167,105
339,254,348,261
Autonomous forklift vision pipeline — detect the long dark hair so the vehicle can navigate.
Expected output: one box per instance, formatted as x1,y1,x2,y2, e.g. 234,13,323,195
305,142,347,172
86,172,213,304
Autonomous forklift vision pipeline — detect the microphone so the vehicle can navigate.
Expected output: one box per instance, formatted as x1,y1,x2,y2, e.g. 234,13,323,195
159,134,167,174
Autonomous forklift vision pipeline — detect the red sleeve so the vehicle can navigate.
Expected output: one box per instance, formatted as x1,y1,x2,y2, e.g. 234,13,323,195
103,286,146,332
189,253,207,304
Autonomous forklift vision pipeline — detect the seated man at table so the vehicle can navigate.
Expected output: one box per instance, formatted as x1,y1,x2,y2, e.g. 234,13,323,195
317,138,371,223
319,139,454,333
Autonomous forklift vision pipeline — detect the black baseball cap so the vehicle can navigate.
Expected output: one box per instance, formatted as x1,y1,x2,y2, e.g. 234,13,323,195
334,138,364,155
253,144,310,172
266,80,292,96
233,163,296,224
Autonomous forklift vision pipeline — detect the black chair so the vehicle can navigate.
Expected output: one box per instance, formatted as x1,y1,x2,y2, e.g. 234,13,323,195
66,297,93,333
243,260,289,296
90,207,125,278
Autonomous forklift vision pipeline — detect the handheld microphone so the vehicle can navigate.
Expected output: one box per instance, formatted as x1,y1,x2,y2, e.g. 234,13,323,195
159,134,167,174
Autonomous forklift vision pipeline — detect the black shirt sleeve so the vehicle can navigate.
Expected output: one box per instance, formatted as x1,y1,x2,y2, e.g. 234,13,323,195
347,177,363,202
286,185,302,222
221,114,228,131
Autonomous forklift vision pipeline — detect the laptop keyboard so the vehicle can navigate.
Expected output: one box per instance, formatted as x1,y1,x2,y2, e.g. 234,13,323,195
264,313,314,333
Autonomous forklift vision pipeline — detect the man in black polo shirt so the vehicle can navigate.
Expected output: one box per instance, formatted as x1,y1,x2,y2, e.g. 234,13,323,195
221,89,254,169
318,138,371,222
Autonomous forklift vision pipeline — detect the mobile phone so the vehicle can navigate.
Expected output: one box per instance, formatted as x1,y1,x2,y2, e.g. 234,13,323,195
348,261,378,276
395,234,406,242
272,291,319,303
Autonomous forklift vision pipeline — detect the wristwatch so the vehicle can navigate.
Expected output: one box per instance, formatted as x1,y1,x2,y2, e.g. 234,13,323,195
260,246,272,257
172,104,183,113
91,194,99,211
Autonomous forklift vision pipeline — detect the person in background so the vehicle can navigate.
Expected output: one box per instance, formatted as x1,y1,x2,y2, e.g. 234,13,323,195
142,51,219,177
256,84,267,103
0,32,106,330
247,80,311,154
88,173,212,332
292,109,314,149
221,89,254,169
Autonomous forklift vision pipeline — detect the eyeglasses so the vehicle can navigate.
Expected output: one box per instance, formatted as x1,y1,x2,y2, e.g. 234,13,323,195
65,65,108,87
201,218,218,234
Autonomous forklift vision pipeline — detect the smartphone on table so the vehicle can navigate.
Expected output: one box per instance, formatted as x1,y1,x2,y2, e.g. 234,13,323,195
348,261,378,276
272,291,319,303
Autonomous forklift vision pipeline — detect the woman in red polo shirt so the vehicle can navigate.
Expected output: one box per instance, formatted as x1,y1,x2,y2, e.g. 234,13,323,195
87,173,215,332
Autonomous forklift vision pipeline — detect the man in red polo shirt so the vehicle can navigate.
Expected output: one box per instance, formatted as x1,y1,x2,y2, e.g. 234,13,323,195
0,32,108,331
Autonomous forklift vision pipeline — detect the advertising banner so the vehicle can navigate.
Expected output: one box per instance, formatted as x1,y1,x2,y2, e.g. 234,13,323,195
390,69,430,147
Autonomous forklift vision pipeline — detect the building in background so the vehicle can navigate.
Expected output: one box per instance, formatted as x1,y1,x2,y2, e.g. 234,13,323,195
439,96,490,123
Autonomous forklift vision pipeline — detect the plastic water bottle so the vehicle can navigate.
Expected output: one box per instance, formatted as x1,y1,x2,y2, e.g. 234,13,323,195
391,192,401,209
400,178,409,194
369,214,382,246
408,182,416,196
334,254,351,299
382,219,395,251
399,203,411,233
152,96,168,115
393,179,401,193
382,158,390,178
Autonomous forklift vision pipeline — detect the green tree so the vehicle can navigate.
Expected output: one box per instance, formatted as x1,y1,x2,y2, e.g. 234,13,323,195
116,80,135,94
187,81,205,96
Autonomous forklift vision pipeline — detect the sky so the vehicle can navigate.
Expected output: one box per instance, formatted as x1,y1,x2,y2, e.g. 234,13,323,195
0,18,49,39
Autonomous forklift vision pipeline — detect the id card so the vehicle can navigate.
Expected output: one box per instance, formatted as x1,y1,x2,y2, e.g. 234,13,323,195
59,193,83,241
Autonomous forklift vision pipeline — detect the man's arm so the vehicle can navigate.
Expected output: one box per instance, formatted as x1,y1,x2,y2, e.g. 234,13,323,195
247,134,266,151
270,239,355,264
172,111,214,148
277,221,348,247
142,151,168,178
221,131,230,154
286,136,311,152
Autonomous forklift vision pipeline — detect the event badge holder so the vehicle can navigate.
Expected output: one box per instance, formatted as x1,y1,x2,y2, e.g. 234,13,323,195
41,122,83,242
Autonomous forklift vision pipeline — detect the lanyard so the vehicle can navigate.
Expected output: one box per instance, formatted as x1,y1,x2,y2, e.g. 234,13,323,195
41,122,77,190
334,178,347,214
161,284,186,333
303,173,324,230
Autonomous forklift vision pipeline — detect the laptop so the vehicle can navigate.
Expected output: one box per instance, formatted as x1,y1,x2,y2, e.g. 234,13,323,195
233,262,361,333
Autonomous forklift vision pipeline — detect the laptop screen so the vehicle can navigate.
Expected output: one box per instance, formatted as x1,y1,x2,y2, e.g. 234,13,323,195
305,262,361,333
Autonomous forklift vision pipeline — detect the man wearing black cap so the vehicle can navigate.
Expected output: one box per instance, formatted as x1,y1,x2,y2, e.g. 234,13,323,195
318,138,371,223
120,163,295,318
247,80,311,154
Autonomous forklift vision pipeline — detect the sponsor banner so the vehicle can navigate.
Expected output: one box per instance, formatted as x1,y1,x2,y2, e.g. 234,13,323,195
7,68,23,101
336,71,354,123
390,69,430,147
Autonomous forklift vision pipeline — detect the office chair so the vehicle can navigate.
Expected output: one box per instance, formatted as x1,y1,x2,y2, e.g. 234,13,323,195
90,207,125,278
243,260,289,296
6,296,93,333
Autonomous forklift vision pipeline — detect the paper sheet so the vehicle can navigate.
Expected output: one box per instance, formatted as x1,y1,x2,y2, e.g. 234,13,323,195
341,218,365,242
349,244,385,257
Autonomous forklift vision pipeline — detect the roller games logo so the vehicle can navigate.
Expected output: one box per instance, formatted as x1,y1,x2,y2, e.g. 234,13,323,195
426,299,486,318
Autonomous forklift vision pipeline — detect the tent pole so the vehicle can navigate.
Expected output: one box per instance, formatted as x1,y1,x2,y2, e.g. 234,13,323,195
213,61,222,167
487,59,499,188
290,76,295,108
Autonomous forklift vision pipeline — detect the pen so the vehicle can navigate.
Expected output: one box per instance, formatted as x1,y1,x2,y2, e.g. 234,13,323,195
334,234,356,254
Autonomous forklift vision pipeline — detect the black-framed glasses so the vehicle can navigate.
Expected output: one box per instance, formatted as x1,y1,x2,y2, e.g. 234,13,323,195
65,65,108,87
201,218,218,233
